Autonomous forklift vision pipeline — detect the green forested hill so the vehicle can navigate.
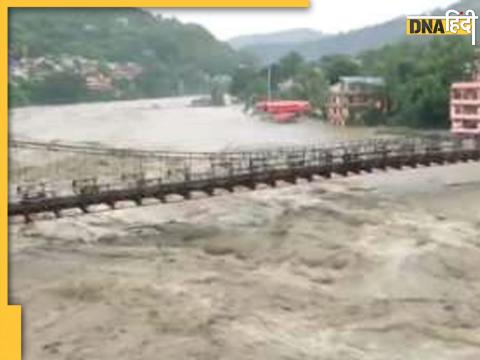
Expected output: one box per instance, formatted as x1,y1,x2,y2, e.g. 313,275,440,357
10,8,240,74
9,8,249,105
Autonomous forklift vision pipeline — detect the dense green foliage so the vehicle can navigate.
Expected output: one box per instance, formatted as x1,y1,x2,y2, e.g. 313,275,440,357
320,55,360,85
230,51,328,111
231,36,475,128
10,8,241,74
360,37,474,128
9,8,251,106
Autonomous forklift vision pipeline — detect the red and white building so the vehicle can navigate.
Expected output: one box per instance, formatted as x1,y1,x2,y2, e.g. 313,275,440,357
326,76,387,126
451,54,480,136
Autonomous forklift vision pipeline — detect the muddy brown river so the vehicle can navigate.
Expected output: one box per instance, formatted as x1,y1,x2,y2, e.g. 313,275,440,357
9,97,480,360
10,97,379,151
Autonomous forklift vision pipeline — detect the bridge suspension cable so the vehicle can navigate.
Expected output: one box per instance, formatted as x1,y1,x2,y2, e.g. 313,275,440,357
9,136,480,222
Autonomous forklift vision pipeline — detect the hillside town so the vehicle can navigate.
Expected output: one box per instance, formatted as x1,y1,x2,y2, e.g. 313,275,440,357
9,54,143,93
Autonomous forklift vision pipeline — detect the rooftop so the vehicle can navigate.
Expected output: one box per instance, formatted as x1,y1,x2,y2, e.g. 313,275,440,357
451,81,480,88
339,76,385,87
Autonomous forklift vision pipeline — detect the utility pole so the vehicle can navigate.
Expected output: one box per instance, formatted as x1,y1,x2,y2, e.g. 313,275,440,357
474,48,480,81
267,65,272,101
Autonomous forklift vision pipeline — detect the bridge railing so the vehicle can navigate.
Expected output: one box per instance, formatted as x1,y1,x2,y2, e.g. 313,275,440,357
9,136,480,205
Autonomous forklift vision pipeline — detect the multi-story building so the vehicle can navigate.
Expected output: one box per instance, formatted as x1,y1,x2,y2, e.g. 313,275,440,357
450,53,480,136
111,62,143,81
85,73,113,92
326,76,387,126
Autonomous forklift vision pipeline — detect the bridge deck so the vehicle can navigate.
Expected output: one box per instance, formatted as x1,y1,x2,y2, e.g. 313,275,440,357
9,137,480,221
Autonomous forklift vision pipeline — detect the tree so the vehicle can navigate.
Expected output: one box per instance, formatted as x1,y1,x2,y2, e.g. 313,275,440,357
9,82,30,107
277,51,305,81
27,71,90,104
362,37,474,128
320,54,361,84
285,66,329,110
230,65,267,103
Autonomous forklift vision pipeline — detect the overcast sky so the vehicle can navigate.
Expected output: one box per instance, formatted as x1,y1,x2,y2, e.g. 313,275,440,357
155,0,457,40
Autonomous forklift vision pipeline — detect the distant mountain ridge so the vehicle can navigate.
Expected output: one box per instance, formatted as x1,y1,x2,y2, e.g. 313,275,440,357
230,0,479,64
229,28,325,49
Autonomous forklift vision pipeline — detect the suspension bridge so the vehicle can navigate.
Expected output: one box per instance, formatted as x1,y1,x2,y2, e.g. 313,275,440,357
9,136,480,222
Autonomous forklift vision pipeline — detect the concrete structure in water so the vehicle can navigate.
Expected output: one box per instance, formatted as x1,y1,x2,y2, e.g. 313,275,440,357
326,76,387,126
451,51,480,136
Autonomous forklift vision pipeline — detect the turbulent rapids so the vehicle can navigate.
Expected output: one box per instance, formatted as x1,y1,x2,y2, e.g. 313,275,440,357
10,98,480,360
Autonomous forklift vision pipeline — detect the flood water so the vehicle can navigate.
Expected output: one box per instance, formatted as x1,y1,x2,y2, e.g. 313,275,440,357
10,96,378,151
9,97,480,360
9,96,480,193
